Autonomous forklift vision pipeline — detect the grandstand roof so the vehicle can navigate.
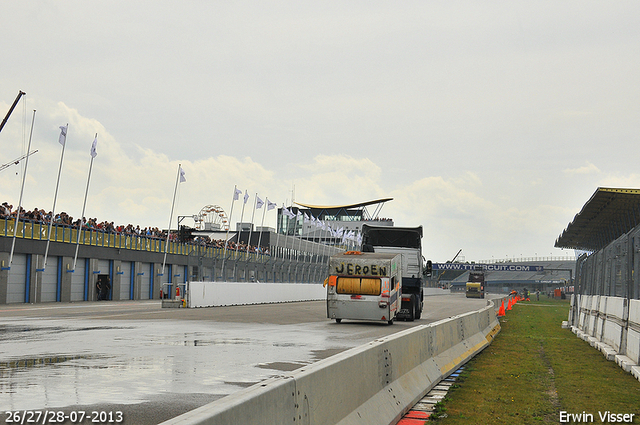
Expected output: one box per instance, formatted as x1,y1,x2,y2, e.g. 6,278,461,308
555,187,640,252
294,198,393,210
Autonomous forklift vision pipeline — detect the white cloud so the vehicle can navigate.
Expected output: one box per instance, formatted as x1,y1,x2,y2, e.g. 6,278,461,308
383,173,570,260
564,162,601,175
598,174,640,190
292,155,384,206
4,2,640,261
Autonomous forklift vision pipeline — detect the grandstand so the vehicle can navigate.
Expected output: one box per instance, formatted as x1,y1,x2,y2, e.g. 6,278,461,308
441,260,575,294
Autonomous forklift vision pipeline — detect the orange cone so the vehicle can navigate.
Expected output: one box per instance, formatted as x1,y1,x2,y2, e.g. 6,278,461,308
507,297,513,311
498,299,506,317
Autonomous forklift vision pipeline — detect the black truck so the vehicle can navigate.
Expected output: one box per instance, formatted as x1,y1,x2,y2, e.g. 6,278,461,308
361,224,431,321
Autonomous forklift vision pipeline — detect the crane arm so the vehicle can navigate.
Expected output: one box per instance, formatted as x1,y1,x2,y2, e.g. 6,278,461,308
0,90,26,134
0,150,38,172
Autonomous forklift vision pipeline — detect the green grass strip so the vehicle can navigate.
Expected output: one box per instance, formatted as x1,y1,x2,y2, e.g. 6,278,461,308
430,299,640,424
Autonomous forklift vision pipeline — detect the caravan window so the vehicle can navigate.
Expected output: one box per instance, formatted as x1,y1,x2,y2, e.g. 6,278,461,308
336,277,381,295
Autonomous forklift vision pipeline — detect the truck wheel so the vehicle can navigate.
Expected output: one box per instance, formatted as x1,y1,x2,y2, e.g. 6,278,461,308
388,319,394,325
335,318,342,323
414,296,422,320
407,295,415,321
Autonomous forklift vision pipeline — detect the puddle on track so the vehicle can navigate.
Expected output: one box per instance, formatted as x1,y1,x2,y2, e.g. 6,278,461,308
0,318,371,411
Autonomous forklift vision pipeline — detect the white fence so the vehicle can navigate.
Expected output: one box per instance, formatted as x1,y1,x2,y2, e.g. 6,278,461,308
569,295,640,382
185,284,453,308
187,281,326,307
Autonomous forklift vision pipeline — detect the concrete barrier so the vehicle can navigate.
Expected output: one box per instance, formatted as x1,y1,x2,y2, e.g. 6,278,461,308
186,283,455,308
187,281,326,307
160,300,501,425
628,299,640,370
570,294,640,381
422,288,452,296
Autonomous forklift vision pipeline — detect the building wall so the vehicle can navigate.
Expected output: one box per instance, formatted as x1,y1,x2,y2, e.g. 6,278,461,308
0,232,340,304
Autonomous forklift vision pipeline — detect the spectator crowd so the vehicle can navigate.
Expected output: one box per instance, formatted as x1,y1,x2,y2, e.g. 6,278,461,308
1,202,270,254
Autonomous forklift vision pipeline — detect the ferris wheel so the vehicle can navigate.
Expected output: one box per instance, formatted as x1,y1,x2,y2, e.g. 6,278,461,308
195,205,229,231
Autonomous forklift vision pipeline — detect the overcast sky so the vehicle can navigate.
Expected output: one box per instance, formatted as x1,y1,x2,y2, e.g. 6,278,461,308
1,2,639,263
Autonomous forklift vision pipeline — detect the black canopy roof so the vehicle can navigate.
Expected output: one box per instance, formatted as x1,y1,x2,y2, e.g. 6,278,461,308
555,187,640,252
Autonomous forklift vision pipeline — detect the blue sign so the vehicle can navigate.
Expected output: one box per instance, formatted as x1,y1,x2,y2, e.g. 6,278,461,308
432,263,544,272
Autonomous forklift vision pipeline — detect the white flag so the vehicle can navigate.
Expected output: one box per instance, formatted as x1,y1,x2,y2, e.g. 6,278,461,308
58,124,68,146
244,190,249,204
233,187,242,200
90,135,98,158
256,196,264,209
267,200,276,211
179,166,186,183
283,205,295,219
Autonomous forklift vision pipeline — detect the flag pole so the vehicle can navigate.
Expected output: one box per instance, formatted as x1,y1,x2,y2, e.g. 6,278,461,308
307,217,318,281
221,186,240,280
9,110,36,267
162,164,182,275
246,194,258,257
274,204,285,261
237,191,248,262
255,198,268,258
320,221,328,266
295,211,304,279
236,190,249,283
43,124,68,271
73,134,97,271
270,202,282,280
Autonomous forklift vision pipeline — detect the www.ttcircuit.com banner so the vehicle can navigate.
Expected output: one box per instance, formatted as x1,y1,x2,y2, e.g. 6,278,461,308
431,263,544,272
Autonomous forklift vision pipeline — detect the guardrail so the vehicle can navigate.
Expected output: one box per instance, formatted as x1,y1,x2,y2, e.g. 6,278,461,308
0,218,243,259
0,218,340,288
0,219,332,267
160,298,503,425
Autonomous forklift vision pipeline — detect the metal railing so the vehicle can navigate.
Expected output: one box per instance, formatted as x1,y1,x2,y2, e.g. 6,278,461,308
574,223,640,300
0,218,221,258
0,218,329,265
478,256,576,264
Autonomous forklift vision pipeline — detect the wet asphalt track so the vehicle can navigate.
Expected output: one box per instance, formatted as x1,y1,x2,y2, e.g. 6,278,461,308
0,293,495,424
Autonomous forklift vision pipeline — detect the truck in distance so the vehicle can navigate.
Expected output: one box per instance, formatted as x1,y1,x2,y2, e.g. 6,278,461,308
465,266,485,298
325,251,402,325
